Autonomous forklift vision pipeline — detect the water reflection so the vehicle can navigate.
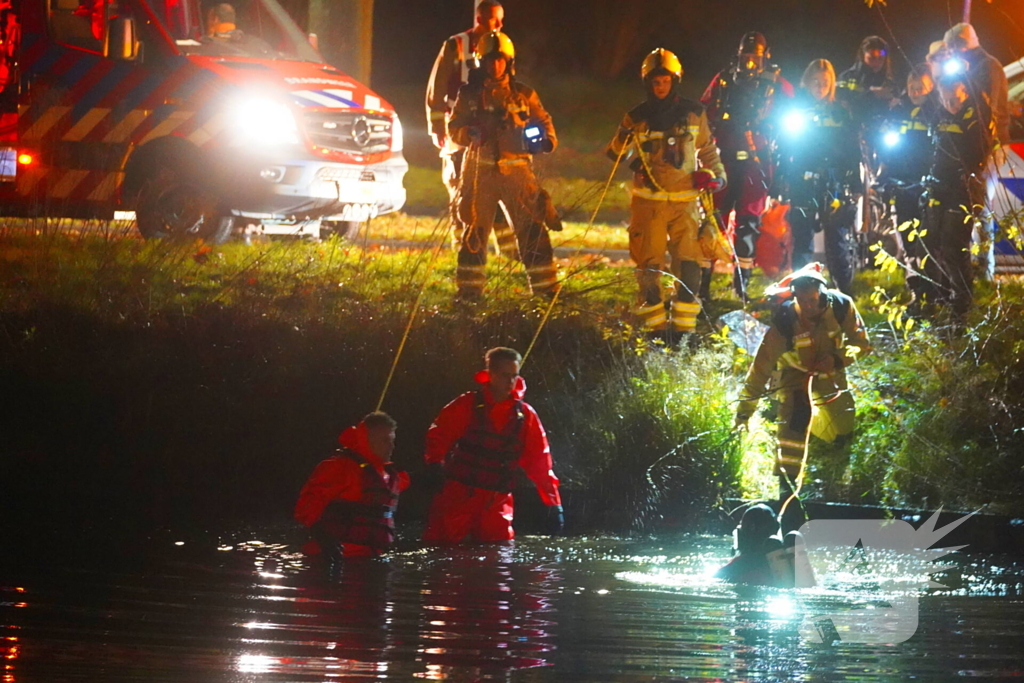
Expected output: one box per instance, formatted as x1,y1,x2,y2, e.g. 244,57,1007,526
413,545,558,678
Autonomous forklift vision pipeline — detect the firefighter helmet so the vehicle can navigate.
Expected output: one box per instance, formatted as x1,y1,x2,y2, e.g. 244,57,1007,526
474,30,515,61
641,48,683,82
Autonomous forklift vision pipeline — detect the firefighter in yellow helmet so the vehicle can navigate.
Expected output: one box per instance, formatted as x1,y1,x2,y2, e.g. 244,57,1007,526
447,31,560,299
607,48,727,341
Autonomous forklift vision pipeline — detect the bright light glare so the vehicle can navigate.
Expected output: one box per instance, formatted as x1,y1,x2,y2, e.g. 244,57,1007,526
783,110,807,135
391,114,403,152
236,653,273,673
883,131,901,148
943,59,965,76
764,594,797,620
231,98,299,146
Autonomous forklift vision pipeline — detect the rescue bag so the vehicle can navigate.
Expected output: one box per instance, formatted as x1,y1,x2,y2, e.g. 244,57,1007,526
755,202,793,277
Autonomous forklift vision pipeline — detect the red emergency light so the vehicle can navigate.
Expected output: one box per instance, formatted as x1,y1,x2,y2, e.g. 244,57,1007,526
16,152,33,166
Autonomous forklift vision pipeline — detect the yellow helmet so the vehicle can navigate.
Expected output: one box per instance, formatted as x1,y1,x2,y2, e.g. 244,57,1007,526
641,48,683,81
474,31,515,61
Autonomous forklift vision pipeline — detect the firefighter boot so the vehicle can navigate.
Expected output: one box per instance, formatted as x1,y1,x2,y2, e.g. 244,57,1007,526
733,267,751,302
699,266,713,303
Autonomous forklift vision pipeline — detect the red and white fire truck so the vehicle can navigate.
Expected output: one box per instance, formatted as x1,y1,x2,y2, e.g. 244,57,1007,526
0,0,406,241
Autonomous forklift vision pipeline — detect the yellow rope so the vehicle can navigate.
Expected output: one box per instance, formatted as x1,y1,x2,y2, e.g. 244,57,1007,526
375,218,452,411
522,133,632,365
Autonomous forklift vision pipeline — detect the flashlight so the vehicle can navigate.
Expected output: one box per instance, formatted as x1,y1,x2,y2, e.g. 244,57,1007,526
942,58,967,77
782,110,808,135
883,130,901,148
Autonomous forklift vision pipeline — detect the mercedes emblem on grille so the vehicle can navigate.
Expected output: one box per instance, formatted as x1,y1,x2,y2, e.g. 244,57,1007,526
351,117,371,147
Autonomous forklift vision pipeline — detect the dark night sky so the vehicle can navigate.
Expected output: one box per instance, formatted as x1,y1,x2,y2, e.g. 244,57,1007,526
369,0,1024,93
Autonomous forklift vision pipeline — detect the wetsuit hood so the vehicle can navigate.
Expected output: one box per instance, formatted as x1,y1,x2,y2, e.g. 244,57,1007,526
337,422,386,468
474,369,527,401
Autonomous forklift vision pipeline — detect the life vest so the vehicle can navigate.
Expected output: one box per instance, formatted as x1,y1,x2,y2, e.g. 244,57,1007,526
319,448,402,552
445,391,525,492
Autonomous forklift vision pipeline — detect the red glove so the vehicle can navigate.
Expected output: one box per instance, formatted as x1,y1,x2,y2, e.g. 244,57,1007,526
693,170,725,193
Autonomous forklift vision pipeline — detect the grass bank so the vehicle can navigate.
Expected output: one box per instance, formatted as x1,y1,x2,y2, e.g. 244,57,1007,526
2,227,1022,545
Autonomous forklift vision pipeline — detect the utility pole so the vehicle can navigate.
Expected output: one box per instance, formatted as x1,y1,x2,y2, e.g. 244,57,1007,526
308,0,374,85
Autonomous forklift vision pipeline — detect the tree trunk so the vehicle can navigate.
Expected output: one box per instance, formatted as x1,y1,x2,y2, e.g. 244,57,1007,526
308,0,374,85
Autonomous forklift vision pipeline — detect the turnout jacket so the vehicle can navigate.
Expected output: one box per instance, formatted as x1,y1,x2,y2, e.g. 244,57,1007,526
447,74,557,165
737,291,871,419
425,29,479,146
425,371,561,507
607,94,725,202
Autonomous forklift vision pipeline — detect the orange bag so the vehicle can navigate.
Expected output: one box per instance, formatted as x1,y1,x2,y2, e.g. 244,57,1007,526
755,202,792,278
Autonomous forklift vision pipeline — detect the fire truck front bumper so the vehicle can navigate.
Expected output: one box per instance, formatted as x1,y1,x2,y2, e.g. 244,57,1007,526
220,153,408,222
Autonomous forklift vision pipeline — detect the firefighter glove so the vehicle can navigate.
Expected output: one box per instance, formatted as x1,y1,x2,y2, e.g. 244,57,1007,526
693,170,725,193
546,504,565,536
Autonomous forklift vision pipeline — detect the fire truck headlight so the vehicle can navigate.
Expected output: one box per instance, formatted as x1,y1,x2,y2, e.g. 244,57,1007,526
390,114,403,152
231,98,299,146
782,110,807,136
883,131,901,148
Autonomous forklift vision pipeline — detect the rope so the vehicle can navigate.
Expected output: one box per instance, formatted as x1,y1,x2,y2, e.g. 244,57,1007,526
521,133,632,365
777,373,815,523
375,217,453,412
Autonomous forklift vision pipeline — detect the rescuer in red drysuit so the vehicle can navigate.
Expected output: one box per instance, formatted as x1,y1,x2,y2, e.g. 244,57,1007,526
423,347,563,543
295,412,410,565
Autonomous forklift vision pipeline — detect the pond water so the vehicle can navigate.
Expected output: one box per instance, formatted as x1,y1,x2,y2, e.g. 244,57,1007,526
2,529,1023,681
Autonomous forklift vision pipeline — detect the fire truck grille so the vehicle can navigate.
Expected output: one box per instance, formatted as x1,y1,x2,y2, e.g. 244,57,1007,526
304,111,392,155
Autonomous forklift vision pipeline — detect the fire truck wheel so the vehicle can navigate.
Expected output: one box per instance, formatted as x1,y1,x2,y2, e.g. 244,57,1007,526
135,166,234,244
320,220,362,240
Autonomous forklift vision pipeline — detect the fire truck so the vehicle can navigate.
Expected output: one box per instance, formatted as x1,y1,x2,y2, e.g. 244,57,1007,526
0,0,407,241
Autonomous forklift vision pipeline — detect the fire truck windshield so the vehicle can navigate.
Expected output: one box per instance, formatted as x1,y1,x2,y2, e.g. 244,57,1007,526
143,0,323,62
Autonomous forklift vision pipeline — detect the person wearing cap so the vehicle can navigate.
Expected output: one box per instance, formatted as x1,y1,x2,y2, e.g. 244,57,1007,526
422,347,563,543
836,36,897,127
447,31,561,299
607,48,727,342
943,22,1009,282
294,412,410,569
425,0,518,258
735,264,871,504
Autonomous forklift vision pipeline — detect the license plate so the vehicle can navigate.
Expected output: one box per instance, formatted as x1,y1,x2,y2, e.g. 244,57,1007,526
338,204,378,222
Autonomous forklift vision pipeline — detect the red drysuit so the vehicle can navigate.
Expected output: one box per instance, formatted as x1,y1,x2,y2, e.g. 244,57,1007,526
423,371,561,543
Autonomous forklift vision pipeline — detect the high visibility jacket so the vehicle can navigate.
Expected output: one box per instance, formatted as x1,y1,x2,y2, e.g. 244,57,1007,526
737,290,871,419
294,423,409,551
607,95,725,202
931,97,989,203
425,30,478,145
425,371,561,506
879,95,939,183
447,75,557,166
836,63,895,127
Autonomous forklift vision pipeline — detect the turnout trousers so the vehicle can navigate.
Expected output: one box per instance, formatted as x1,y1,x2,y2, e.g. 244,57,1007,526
423,480,516,543
629,196,703,333
775,368,856,482
456,160,558,297
443,148,518,257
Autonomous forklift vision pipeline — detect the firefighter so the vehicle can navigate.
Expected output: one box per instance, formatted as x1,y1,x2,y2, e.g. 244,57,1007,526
702,32,793,300
422,347,563,543
447,31,560,298
425,0,518,257
876,66,938,305
735,264,871,514
918,75,991,318
294,412,410,571
608,48,726,341
775,59,861,294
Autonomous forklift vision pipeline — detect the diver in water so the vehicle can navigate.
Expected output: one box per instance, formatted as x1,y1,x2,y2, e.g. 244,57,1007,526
716,503,815,588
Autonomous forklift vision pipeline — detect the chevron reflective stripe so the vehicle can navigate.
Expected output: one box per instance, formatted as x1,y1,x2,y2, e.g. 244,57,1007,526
526,264,559,292
103,109,149,143
737,257,754,269
636,301,668,330
671,300,701,332
187,112,230,147
64,108,109,141
50,169,90,198
87,172,123,201
631,186,701,202
291,89,359,108
23,105,71,141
